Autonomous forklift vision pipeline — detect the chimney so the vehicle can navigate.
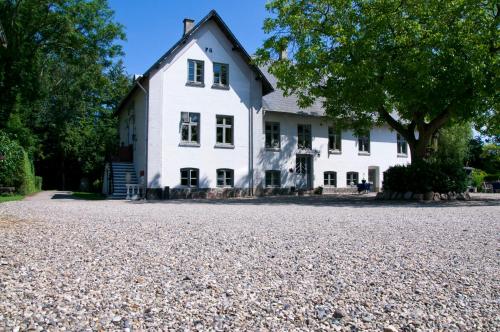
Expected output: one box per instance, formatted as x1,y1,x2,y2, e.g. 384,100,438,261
183,18,195,36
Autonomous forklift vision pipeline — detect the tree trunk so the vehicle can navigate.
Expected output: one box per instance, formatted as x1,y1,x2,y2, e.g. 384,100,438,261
408,133,433,164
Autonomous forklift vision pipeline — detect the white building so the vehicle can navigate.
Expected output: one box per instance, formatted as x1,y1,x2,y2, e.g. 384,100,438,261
113,10,410,199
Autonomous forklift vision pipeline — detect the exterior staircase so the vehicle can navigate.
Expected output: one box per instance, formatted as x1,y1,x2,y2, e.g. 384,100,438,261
110,162,138,199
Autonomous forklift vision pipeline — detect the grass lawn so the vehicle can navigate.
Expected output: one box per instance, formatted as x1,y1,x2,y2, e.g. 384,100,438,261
72,192,106,200
0,195,24,203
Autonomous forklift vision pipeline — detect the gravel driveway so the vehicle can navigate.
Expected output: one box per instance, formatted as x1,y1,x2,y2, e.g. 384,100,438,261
1,192,499,331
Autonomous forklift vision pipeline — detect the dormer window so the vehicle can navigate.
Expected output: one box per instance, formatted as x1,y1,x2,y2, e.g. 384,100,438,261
213,63,229,89
187,59,204,86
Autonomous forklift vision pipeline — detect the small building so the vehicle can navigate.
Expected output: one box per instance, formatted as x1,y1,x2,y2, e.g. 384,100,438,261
112,10,410,199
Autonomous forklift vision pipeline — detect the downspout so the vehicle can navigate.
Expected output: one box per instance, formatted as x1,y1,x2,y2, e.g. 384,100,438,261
136,79,149,198
249,102,254,196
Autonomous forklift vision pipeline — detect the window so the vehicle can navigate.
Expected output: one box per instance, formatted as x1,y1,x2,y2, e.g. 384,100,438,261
358,132,370,153
265,122,280,149
297,124,312,149
187,59,204,85
324,172,337,187
213,63,228,87
180,168,199,187
328,127,341,152
397,133,408,156
216,115,233,145
265,170,281,188
180,112,200,144
216,169,233,187
346,172,359,186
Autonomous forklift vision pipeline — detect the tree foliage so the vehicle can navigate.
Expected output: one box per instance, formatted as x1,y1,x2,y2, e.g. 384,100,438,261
256,0,499,161
0,0,130,190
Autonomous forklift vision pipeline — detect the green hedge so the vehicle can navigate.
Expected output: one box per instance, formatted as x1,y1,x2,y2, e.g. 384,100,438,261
0,131,40,195
383,160,468,194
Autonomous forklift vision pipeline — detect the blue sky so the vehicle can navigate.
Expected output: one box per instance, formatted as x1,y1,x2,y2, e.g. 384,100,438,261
108,0,269,75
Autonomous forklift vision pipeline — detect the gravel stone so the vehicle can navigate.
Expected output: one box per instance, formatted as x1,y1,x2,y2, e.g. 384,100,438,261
0,192,499,330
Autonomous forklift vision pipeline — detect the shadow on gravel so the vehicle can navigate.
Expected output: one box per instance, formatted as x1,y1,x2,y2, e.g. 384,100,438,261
132,194,500,208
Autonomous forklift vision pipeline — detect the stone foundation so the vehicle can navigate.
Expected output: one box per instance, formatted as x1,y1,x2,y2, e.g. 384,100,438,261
168,187,252,200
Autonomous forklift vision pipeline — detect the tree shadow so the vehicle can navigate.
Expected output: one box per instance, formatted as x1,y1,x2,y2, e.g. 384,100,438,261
140,193,500,208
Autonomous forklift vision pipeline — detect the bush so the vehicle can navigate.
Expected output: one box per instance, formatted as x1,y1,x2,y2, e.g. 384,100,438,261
383,160,468,194
471,169,487,188
0,131,41,195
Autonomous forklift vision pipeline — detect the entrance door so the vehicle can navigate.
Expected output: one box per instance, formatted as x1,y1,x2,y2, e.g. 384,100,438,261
296,155,313,189
368,167,379,192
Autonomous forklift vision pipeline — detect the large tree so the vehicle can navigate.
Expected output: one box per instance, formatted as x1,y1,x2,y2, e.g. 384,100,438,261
0,0,129,189
256,0,499,162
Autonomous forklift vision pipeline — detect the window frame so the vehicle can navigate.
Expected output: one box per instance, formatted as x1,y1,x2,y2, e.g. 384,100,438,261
215,115,234,147
212,62,229,88
346,171,359,186
265,122,281,149
265,170,281,188
187,59,205,86
358,132,370,154
180,112,200,145
216,168,234,188
297,124,312,149
397,133,408,156
180,168,199,188
324,171,337,187
328,127,342,153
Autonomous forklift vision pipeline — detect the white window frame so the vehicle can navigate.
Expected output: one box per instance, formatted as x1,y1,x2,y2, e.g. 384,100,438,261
180,168,199,187
180,112,200,144
215,115,234,146
213,62,229,87
216,169,234,187
328,127,341,152
397,133,408,156
265,122,280,149
187,59,204,85
265,170,281,188
324,171,337,187
358,132,370,154
346,172,359,186
297,124,312,149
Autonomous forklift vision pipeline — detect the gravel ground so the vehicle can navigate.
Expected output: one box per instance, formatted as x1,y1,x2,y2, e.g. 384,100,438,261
0,192,499,331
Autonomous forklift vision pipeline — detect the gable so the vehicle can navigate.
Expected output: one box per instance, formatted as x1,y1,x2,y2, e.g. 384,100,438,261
116,10,273,115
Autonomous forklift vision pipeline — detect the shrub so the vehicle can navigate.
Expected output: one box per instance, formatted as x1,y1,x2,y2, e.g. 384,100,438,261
383,160,467,194
0,131,41,195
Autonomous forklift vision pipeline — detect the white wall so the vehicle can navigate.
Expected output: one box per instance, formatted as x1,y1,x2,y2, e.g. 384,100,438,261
257,112,411,190
145,20,262,189
118,86,147,180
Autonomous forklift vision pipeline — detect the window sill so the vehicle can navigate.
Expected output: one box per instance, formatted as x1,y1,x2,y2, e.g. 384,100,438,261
358,151,370,156
186,81,205,88
329,149,342,155
211,84,230,90
265,186,281,189
179,142,200,147
265,147,281,152
214,144,235,149
216,186,234,188
397,154,408,158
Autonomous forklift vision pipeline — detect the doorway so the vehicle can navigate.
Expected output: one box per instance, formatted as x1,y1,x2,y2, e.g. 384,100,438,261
296,155,313,190
368,166,380,192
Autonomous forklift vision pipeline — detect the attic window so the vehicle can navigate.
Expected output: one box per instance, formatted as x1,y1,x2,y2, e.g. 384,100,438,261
213,63,229,88
187,59,204,86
